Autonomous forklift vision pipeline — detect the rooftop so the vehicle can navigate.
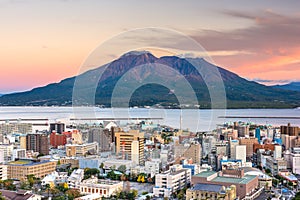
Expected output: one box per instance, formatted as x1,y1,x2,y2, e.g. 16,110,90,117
190,183,222,193
8,160,52,166
194,171,217,178
212,175,257,184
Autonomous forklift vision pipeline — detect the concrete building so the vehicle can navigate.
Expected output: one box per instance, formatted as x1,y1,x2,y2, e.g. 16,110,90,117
153,165,191,198
80,177,123,198
186,183,237,200
50,122,65,134
192,169,259,199
273,145,282,159
0,123,32,135
66,142,99,157
266,157,287,175
26,134,49,155
239,138,259,158
284,147,300,174
60,157,80,168
88,128,113,152
215,141,228,157
175,142,202,164
115,130,145,165
50,132,67,148
79,157,102,170
0,144,14,162
68,169,84,189
280,123,299,136
235,145,246,164
0,164,7,180
7,159,56,180
145,159,161,177
103,159,134,171
237,125,249,137
20,135,27,149
229,140,239,159
12,149,26,160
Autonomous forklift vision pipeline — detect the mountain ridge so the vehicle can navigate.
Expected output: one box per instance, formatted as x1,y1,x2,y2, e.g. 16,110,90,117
273,82,300,92
1,52,300,108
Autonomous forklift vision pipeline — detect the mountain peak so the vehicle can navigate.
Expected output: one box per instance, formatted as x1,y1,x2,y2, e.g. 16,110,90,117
120,50,152,58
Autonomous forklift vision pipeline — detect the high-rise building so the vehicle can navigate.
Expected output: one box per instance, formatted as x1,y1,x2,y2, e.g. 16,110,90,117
273,145,282,160
239,138,259,158
26,134,49,155
237,125,249,137
19,135,27,149
0,144,14,162
174,143,202,164
50,122,65,134
280,123,299,136
115,130,145,165
235,145,246,164
50,132,67,148
255,128,261,143
88,128,112,152
12,149,26,160
229,140,239,159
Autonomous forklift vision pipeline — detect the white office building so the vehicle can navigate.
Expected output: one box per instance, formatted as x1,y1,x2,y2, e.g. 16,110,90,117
153,165,191,198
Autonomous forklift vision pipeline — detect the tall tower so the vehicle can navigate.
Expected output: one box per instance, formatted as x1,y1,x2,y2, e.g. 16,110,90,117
115,130,145,165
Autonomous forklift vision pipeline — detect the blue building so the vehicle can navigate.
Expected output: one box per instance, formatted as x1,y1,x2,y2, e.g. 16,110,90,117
255,128,261,143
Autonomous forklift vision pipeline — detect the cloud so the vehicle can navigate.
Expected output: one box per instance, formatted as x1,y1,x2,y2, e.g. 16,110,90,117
186,10,300,82
191,10,300,52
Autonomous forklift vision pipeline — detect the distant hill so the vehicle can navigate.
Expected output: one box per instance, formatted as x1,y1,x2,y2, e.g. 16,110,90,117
1,52,300,108
273,82,300,92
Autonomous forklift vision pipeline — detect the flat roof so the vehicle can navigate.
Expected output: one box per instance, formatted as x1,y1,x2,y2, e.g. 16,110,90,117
190,183,222,193
8,160,52,166
212,175,257,184
194,171,217,178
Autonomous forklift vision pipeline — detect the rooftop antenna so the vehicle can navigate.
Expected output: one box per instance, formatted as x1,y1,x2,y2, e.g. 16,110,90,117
180,109,182,130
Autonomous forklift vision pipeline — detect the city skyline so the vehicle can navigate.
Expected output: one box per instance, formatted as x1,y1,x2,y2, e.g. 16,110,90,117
1,0,300,93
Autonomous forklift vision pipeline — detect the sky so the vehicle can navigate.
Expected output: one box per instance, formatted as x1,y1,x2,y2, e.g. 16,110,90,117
1,0,300,93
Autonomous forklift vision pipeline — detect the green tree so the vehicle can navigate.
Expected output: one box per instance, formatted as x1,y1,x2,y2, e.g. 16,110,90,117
65,189,81,200
27,174,36,187
265,168,271,174
117,165,126,173
99,163,104,169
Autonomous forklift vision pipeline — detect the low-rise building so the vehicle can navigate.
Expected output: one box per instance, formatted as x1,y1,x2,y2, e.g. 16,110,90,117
68,169,84,189
79,177,123,198
153,165,191,198
66,142,99,157
186,183,237,200
0,164,7,180
60,157,80,168
7,159,56,180
266,157,287,175
0,190,41,200
192,169,259,199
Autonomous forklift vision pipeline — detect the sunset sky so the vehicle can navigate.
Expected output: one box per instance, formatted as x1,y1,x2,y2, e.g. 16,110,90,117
1,0,300,93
